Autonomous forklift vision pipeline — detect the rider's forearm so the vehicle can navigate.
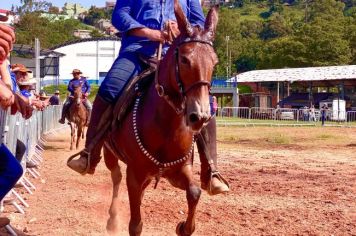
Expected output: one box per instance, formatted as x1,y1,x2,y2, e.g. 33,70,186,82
127,27,166,43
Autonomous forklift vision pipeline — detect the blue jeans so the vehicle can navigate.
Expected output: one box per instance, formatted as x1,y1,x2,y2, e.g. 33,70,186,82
321,114,326,126
0,144,23,201
99,52,147,103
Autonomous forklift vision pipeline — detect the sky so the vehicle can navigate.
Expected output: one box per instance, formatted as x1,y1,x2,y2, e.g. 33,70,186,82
2,1,110,10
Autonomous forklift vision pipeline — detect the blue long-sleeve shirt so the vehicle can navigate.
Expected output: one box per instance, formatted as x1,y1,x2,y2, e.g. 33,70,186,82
112,0,205,57
67,77,90,96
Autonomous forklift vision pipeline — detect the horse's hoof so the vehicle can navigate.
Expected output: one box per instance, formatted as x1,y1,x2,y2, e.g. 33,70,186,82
176,221,191,236
106,217,119,235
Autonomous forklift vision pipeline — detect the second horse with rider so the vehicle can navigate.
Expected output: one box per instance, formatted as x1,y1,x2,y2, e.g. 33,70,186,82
58,69,92,126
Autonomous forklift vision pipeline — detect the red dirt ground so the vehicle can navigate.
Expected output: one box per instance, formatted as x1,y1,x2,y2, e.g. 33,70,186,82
1,126,355,235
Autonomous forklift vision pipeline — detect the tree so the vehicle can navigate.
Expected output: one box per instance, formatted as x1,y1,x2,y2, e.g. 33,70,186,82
258,37,308,68
83,6,112,26
16,0,52,15
260,14,291,40
48,6,60,14
294,22,352,66
15,12,93,49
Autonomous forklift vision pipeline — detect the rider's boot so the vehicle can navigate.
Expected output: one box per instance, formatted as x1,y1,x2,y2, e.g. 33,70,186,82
67,95,112,174
196,116,230,195
86,108,92,127
58,102,69,124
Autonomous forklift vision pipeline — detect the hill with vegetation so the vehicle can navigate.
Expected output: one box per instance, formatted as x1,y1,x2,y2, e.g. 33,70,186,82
213,0,356,76
11,0,356,77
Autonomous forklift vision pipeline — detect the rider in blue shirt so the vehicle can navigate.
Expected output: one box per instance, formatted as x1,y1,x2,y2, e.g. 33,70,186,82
68,0,229,195
59,69,92,125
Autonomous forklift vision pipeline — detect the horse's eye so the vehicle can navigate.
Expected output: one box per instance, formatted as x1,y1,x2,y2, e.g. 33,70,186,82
180,56,190,65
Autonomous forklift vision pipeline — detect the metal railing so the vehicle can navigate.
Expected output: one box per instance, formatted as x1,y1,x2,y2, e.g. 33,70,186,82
217,107,356,127
1,105,63,155
0,105,64,218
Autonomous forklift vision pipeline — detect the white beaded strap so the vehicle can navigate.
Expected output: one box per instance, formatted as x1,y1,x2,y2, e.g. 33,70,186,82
133,97,194,168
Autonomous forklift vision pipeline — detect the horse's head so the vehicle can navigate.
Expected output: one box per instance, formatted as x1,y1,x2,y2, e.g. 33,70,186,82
158,1,219,132
73,85,82,105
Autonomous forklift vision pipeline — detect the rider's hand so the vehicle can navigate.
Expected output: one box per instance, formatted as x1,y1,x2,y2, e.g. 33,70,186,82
0,24,15,63
164,20,180,44
0,81,15,109
128,28,168,43
11,93,33,119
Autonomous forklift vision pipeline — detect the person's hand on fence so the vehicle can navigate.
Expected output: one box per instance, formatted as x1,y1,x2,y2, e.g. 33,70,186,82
31,99,46,111
0,24,15,64
0,80,15,109
11,93,33,119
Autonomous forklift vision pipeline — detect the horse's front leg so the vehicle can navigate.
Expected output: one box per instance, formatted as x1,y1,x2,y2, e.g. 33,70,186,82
103,146,123,234
127,166,151,236
76,125,82,149
170,164,201,236
69,122,75,150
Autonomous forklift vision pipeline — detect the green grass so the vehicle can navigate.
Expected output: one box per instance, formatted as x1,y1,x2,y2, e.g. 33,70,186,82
43,84,99,102
316,134,336,140
267,133,291,144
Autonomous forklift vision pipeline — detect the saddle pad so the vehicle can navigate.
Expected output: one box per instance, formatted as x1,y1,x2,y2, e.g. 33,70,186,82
111,68,156,129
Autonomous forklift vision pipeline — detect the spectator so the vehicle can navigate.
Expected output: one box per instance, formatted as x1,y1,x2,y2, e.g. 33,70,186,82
49,90,60,105
309,105,316,122
302,106,309,121
0,19,24,229
321,103,329,126
210,95,218,116
12,64,47,110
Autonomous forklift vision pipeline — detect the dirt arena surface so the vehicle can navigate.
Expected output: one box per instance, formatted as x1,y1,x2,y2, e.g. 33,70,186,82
1,126,355,235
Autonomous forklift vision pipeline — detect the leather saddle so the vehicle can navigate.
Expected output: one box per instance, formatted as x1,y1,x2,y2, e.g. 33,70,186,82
111,55,158,129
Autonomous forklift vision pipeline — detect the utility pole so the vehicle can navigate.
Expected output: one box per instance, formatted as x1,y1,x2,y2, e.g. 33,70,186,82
226,35,229,78
35,38,40,92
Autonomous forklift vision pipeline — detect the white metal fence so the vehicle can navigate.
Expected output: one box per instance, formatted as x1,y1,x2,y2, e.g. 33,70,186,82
1,106,63,155
0,105,64,233
217,107,356,127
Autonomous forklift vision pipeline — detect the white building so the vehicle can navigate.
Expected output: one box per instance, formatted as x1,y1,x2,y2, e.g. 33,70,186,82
43,38,121,85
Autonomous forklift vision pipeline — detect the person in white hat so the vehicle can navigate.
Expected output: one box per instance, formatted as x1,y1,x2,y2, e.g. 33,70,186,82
12,65,47,110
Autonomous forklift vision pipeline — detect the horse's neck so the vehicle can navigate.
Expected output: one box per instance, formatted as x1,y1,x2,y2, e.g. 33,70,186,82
137,83,193,160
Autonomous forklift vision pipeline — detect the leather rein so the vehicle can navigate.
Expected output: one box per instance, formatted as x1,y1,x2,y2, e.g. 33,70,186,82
154,38,214,114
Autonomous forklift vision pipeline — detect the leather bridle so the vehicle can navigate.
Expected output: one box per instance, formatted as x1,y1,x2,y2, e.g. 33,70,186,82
155,38,214,114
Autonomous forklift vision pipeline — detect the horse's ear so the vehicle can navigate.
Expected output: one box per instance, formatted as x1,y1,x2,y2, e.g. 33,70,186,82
174,0,193,37
204,5,219,41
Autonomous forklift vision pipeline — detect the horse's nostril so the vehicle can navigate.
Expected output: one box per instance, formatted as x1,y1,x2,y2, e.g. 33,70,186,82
189,113,199,124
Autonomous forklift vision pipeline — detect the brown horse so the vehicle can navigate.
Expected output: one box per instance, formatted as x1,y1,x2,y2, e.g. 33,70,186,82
67,86,88,150
103,2,218,236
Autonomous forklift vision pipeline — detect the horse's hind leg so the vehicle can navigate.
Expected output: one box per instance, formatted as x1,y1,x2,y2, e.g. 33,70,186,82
103,146,123,234
127,166,151,236
169,164,201,236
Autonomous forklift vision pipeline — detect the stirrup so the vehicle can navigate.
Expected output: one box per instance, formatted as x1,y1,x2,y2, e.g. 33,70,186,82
207,170,230,195
67,149,91,175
